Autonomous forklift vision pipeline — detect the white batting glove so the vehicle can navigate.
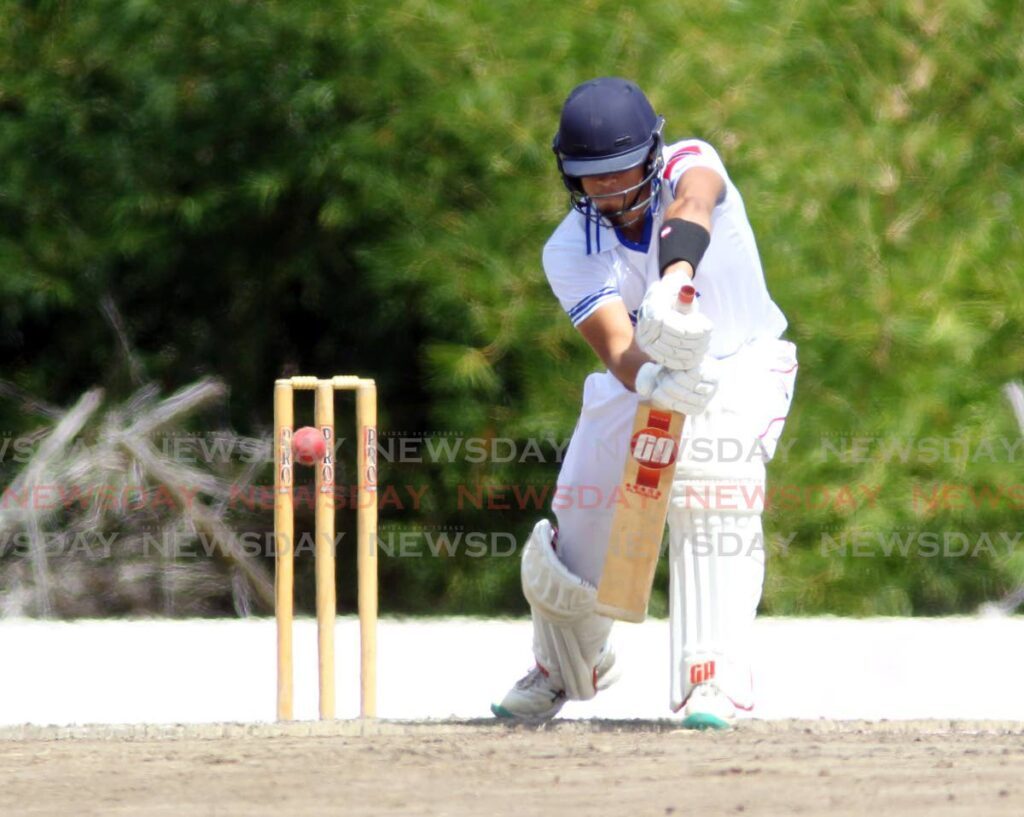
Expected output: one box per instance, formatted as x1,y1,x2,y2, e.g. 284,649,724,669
635,358,720,416
635,272,713,370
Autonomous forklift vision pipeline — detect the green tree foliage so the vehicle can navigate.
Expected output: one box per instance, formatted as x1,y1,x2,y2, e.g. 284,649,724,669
1,0,1021,615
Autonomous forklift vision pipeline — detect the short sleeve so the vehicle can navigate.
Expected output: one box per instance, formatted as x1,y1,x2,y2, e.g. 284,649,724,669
662,140,729,198
542,237,621,327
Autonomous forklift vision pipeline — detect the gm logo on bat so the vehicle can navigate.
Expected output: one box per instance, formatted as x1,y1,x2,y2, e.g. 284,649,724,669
630,427,678,468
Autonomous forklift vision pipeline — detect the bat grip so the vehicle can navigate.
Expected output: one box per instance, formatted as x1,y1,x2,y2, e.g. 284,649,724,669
676,284,696,315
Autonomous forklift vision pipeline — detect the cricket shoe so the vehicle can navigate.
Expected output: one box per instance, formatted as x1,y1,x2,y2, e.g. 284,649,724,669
491,648,618,722
679,682,737,731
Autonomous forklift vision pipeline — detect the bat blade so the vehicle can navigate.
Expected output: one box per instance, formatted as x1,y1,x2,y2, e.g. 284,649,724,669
596,402,685,622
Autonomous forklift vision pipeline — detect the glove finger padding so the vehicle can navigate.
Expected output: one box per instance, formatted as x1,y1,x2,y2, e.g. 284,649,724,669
657,309,715,345
639,323,711,371
636,288,714,370
662,357,720,391
648,358,720,416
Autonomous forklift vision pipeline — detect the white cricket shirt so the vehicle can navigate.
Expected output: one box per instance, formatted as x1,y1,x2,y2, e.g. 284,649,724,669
542,139,787,358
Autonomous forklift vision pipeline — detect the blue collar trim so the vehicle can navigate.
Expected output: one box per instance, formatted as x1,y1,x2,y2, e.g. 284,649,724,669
615,208,653,253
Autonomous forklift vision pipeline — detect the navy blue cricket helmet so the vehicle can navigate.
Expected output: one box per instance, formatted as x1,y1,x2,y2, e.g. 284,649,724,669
552,77,665,225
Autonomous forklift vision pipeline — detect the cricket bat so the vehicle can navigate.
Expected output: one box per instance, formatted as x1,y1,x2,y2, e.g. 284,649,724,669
595,284,696,622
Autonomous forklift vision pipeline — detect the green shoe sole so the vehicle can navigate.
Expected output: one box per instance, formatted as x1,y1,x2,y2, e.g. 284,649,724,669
490,703,515,719
681,712,732,731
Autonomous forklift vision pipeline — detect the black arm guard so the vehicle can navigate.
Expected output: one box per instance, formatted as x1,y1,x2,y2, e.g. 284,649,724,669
658,218,711,277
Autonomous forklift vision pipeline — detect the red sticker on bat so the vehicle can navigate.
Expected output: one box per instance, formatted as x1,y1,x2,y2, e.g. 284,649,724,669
630,427,678,470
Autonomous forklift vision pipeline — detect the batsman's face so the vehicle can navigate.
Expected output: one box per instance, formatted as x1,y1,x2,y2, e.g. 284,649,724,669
579,166,647,223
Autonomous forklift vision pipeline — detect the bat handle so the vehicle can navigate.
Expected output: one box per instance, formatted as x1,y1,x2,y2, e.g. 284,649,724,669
676,284,696,315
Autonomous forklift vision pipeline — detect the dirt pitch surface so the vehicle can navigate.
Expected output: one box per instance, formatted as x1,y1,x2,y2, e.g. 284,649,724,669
2,719,1023,816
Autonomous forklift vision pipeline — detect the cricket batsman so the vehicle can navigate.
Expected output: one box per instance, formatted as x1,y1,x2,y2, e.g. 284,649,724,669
491,77,798,728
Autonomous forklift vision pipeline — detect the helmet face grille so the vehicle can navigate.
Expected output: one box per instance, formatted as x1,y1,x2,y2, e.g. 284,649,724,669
568,150,665,229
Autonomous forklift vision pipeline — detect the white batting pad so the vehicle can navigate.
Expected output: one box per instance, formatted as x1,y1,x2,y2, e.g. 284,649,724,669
520,519,613,700
521,519,597,622
530,610,613,701
667,488,765,711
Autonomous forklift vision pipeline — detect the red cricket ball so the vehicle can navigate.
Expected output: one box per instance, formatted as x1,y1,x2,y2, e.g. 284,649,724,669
292,426,327,466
